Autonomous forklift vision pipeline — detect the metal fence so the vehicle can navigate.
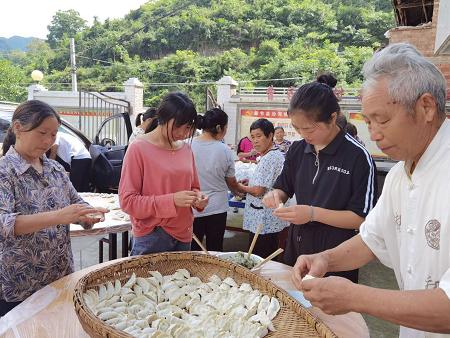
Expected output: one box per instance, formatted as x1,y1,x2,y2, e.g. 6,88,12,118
80,91,130,145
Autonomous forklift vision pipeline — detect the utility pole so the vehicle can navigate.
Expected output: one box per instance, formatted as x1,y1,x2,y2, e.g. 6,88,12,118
69,38,78,92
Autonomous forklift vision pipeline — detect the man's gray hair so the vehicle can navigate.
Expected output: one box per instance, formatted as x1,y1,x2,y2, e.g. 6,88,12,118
362,43,447,117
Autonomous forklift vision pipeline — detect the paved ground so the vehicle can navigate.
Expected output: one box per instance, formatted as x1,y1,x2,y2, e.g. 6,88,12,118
71,208,400,337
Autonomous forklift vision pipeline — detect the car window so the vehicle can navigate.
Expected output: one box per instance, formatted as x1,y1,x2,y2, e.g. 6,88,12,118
94,114,130,147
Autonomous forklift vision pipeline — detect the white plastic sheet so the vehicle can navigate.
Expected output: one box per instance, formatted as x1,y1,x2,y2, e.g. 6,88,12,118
234,161,257,182
0,285,61,336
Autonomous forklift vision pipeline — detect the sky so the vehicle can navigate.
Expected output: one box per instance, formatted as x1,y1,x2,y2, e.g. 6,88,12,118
0,0,149,39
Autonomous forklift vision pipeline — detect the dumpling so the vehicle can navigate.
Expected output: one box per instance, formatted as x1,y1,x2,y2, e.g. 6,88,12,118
150,271,164,284
176,268,190,279
83,293,95,309
257,295,271,314
105,295,120,306
136,277,151,294
266,297,280,320
114,279,122,295
208,274,222,285
187,276,202,285
98,284,107,301
123,272,137,289
172,271,187,281
106,281,115,299
222,277,238,288
239,283,253,293
98,311,118,321
121,293,136,303
133,284,143,297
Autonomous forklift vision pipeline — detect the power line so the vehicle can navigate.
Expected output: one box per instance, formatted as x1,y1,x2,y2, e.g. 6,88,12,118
76,54,205,81
77,55,112,64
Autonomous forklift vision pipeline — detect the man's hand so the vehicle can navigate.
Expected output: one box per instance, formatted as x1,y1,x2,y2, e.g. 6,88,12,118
292,252,329,290
302,276,356,315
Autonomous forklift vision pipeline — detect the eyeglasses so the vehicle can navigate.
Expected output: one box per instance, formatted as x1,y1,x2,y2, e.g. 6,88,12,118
294,123,319,135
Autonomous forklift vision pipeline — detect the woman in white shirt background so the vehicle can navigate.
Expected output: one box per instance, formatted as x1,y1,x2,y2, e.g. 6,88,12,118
129,107,158,143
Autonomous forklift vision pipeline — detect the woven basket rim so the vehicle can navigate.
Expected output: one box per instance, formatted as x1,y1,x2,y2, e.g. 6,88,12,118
73,252,338,338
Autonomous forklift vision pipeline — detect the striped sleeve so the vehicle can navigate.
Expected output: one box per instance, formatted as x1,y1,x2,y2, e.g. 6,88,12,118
344,135,377,217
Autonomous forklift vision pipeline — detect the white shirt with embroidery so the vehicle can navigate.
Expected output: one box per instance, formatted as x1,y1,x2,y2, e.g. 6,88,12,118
360,119,450,338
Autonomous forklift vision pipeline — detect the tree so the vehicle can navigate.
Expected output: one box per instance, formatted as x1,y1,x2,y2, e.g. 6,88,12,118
24,39,55,73
0,60,27,102
47,10,87,48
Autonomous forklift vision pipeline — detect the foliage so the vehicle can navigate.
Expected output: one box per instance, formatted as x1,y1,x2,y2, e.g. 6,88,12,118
0,60,27,102
2,0,395,108
47,10,87,48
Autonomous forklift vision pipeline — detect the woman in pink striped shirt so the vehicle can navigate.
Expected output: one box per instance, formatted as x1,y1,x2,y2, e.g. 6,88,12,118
119,92,208,255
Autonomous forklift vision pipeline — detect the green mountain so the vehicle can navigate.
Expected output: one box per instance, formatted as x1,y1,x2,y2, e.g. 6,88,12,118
0,36,38,52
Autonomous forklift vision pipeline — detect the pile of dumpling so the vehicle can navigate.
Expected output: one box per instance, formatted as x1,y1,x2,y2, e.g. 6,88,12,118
82,269,281,338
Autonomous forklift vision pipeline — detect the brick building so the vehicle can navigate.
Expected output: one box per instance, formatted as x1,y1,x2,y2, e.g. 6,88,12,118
387,0,450,93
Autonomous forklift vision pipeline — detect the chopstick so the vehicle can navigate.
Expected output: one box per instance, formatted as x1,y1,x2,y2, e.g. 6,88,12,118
252,248,284,270
247,223,264,259
192,233,210,255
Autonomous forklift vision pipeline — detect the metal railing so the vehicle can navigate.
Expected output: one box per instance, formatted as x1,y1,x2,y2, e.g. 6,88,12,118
237,86,361,100
77,91,131,145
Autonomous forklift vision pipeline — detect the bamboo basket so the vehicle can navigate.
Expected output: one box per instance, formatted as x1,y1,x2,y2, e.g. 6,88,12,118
73,252,337,338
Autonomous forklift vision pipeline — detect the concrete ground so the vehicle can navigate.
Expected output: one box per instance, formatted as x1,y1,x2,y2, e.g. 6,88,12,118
72,208,400,337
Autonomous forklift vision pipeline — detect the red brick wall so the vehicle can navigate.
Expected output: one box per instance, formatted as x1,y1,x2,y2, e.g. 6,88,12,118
388,0,450,92
389,26,436,57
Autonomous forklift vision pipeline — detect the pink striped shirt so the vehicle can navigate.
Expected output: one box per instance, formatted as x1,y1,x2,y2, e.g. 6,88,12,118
119,139,200,242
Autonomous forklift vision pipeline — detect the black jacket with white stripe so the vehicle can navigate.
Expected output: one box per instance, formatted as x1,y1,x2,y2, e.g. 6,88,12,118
274,129,377,223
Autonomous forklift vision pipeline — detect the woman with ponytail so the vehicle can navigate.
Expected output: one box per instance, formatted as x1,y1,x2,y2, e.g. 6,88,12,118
0,100,107,316
129,107,158,143
119,92,208,255
262,82,377,283
191,108,244,251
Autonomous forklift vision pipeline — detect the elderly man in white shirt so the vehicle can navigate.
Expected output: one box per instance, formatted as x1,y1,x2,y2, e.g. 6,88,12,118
291,43,450,337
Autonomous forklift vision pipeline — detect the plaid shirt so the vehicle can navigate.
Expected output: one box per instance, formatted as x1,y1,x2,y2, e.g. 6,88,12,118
0,147,86,302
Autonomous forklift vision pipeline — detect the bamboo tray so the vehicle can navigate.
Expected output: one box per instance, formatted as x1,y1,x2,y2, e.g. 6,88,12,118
73,252,337,338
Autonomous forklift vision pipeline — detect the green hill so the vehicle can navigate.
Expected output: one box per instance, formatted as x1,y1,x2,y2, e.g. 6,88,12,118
0,36,38,52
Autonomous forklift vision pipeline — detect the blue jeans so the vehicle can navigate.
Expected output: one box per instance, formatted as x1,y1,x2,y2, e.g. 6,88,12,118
131,227,191,256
